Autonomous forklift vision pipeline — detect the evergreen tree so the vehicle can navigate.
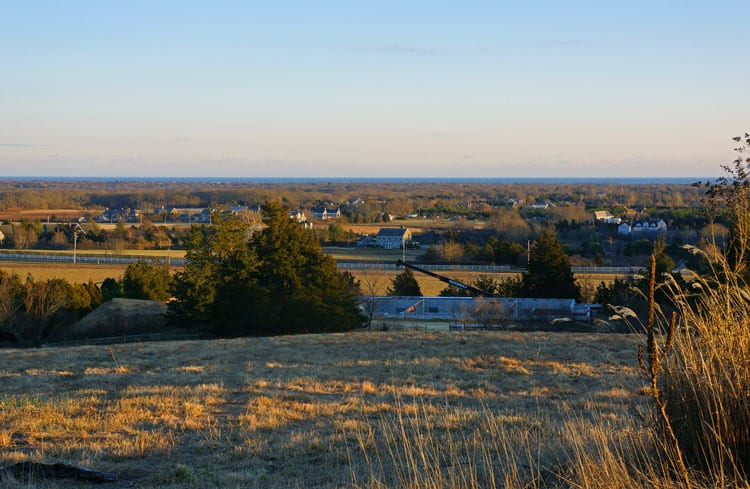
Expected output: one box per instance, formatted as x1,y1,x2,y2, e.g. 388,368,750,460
171,202,363,336
594,278,634,307
387,268,422,296
170,210,259,330
496,276,524,297
640,238,675,288
523,231,580,300
439,275,497,297
249,202,363,334
122,260,173,301
100,277,123,302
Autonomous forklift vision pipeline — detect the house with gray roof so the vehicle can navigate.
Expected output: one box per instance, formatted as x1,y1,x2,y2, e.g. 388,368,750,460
375,227,412,249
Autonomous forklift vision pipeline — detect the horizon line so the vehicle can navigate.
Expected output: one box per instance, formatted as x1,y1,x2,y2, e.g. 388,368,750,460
0,176,716,182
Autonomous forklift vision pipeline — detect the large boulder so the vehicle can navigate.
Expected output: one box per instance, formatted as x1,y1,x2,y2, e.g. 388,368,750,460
66,298,168,340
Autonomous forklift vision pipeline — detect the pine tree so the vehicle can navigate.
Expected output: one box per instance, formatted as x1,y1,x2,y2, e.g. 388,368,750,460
171,202,363,336
170,211,258,329
387,268,422,296
249,201,363,334
523,231,580,300
122,260,173,301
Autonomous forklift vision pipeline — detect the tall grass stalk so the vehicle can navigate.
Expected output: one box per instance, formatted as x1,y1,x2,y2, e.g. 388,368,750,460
354,251,750,488
662,262,750,484
351,397,547,489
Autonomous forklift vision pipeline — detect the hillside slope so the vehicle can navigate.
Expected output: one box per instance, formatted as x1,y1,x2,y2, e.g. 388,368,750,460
0,330,644,488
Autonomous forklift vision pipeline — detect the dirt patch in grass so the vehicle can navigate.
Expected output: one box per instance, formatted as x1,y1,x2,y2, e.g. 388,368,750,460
0,330,645,488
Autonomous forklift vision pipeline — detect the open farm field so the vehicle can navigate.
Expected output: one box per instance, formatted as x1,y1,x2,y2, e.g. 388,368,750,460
351,269,620,296
0,259,617,296
0,262,129,284
0,209,102,222
0,330,646,488
341,219,485,235
324,247,423,263
0,249,186,259
351,269,524,296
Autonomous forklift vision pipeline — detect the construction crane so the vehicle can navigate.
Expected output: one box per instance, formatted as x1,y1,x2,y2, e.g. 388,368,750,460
396,260,496,297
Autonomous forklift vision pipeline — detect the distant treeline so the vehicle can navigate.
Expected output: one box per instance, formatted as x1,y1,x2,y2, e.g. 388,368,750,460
0,179,708,221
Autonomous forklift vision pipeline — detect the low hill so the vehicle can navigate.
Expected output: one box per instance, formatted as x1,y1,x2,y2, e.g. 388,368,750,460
0,330,645,488
60,298,168,341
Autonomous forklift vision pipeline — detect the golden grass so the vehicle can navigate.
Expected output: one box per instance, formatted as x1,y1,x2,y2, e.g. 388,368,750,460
0,262,127,284
0,261,184,285
0,260,618,296
0,209,103,221
659,271,750,484
0,330,644,488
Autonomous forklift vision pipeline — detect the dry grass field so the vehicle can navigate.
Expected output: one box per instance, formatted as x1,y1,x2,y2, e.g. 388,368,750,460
0,261,612,298
0,262,128,284
353,270,621,297
0,330,647,488
0,209,102,222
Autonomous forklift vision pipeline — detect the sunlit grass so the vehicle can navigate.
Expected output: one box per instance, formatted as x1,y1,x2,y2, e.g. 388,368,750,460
0,330,643,488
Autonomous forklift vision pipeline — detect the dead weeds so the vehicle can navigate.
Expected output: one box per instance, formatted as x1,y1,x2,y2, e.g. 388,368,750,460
0,330,645,488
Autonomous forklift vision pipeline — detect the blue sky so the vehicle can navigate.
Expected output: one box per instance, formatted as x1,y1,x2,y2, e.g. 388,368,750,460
0,1,747,178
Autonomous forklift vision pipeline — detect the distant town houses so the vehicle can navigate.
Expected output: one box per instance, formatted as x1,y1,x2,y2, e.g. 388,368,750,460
288,209,313,229
95,207,139,223
151,207,210,223
375,226,412,249
524,202,552,210
182,209,213,223
312,207,341,220
288,209,307,223
618,220,668,236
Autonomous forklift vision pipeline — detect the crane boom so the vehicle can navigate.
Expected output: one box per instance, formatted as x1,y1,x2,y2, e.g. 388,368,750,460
396,260,496,297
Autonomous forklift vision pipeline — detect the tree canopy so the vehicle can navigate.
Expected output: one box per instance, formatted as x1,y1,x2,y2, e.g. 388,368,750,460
170,202,364,336
0,272,102,346
523,231,580,300
439,275,522,298
387,268,422,296
122,260,173,301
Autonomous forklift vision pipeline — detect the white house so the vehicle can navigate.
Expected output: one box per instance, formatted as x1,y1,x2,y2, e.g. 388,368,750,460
312,207,341,220
633,220,667,234
288,210,306,223
375,227,412,249
618,220,667,236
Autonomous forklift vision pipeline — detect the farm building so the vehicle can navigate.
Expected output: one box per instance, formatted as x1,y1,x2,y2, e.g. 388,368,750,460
365,296,599,324
375,226,412,249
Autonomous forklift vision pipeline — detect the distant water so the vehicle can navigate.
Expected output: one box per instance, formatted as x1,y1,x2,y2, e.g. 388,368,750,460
0,176,711,185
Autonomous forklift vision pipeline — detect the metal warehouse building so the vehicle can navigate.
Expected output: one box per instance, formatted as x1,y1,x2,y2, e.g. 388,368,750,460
365,296,599,323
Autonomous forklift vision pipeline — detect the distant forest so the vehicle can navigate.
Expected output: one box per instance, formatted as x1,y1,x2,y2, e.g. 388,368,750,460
0,178,709,217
